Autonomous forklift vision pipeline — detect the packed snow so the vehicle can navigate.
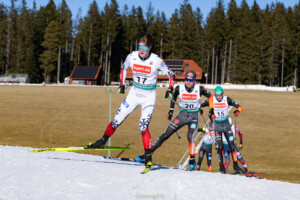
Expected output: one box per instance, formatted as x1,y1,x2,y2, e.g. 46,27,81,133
0,145,299,200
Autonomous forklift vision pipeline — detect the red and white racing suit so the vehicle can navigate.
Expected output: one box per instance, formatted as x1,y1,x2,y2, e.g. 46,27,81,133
106,51,174,150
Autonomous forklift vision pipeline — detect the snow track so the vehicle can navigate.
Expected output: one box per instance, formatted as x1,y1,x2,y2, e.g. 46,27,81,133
0,145,299,200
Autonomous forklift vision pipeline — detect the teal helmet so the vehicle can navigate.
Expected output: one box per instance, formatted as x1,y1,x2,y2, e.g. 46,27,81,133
214,86,224,95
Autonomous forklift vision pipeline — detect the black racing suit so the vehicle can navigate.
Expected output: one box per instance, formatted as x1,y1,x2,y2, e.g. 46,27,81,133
152,85,212,156
198,142,212,171
201,97,242,172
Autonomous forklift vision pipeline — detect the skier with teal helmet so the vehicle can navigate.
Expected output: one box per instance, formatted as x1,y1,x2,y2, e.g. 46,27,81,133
201,86,243,174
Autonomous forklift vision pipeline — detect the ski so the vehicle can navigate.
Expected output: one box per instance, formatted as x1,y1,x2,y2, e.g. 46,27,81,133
141,167,154,174
29,146,131,153
245,173,275,181
230,171,267,175
103,156,135,162
245,171,268,175
102,156,162,167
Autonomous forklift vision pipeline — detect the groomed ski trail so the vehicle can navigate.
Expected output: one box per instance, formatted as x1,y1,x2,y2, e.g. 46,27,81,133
0,145,299,200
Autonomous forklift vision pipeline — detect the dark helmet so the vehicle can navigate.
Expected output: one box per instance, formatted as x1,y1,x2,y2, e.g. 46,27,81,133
185,70,196,80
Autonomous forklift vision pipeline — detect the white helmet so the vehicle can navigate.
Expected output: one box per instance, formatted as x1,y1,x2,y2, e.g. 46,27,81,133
228,117,232,125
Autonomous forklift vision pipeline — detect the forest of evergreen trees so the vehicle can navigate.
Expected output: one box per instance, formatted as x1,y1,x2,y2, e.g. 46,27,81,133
0,0,299,87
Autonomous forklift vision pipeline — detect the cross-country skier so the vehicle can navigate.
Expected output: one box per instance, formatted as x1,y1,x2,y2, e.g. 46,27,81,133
223,118,248,173
85,33,175,171
135,70,214,170
201,86,243,174
197,122,214,172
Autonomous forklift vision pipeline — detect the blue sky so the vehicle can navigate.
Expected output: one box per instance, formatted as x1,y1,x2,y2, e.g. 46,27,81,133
2,0,299,20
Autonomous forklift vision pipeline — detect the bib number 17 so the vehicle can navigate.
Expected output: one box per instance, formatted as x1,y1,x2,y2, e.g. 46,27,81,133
137,77,147,84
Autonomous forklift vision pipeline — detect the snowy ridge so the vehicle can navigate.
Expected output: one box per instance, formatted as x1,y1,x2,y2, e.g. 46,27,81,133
0,145,299,200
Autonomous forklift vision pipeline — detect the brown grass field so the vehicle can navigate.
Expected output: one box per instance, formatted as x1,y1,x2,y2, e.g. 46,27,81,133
0,85,299,183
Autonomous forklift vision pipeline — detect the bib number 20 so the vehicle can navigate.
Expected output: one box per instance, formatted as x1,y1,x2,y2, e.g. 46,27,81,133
185,104,194,109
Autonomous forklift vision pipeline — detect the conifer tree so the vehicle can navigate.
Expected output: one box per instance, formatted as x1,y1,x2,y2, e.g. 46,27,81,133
224,0,239,83
0,4,7,74
39,20,61,83
166,9,180,59
5,0,18,74
102,0,121,84
57,0,72,82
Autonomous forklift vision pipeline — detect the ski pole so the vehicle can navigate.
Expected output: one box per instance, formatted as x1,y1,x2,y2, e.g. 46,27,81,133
212,120,218,150
170,99,183,139
116,143,132,158
235,115,237,133
175,131,181,139
171,99,186,111
201,115,211,130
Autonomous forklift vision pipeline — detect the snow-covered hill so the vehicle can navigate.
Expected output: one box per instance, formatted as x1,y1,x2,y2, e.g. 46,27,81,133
0,145,299,200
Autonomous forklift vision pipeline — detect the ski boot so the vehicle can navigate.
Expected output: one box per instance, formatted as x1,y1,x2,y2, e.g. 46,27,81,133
85,135,109,149
144,149,153,169
189,156,196,171
196,163,201,171
219,164,225,174
133,155,145,163
243,167,248,173
233,162,244,174
225,167,228,174
207,165,211,172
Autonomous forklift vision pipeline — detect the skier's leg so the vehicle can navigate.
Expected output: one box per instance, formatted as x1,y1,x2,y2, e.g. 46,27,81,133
87,93,138,148
207,144,212,172
224,123,241,173
235,144,248,172
223,144,231,173
139,91,156,168
152,112,186,151
197,146,205,170
214,122,225,173
215,131,225,173
187,114,199,170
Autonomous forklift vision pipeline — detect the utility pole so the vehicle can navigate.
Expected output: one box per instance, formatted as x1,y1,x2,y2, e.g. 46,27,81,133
105,87,117,156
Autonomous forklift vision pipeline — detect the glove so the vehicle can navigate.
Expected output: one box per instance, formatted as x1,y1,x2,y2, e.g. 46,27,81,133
165,88,173,100
118,85,125,94
214,143,218,150
209,108,216,121
197,127,206,132
234,110,240,116
167,109,173,120
200,109,203,116
239,143,243,150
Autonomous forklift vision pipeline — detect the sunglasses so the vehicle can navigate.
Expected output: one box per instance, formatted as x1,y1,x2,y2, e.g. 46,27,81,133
215,94,223,97
185,78,194,82
138,45,150,51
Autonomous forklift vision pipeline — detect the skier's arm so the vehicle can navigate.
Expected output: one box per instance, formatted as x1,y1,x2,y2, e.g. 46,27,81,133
236,127,243,143
159,60,175,90
236,127,243,149
227,97,243,116
158,60,175,100
201,99,209,108
120,54,131,86
118,54,131,94
167,85,179,120
170,85,179,109
200,86,213,109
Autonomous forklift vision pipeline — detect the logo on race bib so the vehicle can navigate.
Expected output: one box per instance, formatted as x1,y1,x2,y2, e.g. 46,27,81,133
133,64,151,74
214,102,226,108
182,94,197,100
